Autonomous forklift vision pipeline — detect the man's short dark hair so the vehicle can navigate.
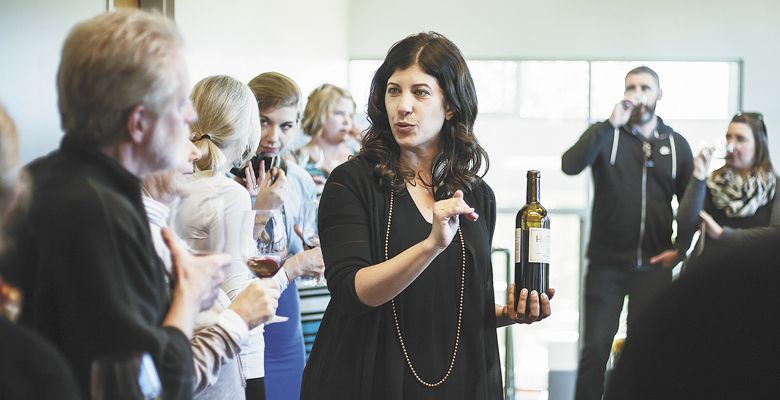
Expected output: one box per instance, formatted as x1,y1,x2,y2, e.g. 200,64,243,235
626,66,660,89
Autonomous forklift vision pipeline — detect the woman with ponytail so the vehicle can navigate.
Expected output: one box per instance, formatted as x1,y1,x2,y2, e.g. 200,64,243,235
173,75,288,399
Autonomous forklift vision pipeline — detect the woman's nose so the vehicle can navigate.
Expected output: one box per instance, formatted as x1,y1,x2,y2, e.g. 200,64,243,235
264,125,279,144
397,94,413,115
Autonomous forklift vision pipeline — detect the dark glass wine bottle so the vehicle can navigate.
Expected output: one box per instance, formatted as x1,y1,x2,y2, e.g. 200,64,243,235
514,170,550,312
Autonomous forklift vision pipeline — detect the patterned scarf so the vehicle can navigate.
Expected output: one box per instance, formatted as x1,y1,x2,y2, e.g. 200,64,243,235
707,168,776,218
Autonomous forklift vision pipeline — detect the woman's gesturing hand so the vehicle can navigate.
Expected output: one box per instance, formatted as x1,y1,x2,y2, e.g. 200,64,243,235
427,190,479,251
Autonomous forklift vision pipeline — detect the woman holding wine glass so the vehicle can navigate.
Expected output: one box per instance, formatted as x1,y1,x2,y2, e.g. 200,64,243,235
242,71,324,400
301,32,553,399
173,75,289,400
670,112,780,270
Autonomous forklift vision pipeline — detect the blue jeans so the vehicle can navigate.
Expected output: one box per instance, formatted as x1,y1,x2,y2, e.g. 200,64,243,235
575,265,673,400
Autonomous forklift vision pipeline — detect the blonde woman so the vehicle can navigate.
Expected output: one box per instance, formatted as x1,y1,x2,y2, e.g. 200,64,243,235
142,166,280,399
296,83,359,185
173,75,288,400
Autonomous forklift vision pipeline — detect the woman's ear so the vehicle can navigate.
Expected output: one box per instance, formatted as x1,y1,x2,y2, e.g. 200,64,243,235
445,106,455,121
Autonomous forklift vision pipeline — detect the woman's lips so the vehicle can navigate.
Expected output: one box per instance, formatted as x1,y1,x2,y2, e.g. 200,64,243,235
394,122,415,134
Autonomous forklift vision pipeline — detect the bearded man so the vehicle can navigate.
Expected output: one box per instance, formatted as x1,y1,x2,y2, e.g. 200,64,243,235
562,66,694,400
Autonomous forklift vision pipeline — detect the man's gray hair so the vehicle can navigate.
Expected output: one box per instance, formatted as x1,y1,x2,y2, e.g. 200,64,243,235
57,10,184,146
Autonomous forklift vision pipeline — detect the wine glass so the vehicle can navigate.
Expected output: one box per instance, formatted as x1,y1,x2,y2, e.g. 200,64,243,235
243,209,289,324
90,352,161,400
297,199,324,288
170,195,226,256
168,193,226,311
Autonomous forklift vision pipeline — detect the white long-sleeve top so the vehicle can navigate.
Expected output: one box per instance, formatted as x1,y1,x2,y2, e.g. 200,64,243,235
145,196,249,398
172,173,287,380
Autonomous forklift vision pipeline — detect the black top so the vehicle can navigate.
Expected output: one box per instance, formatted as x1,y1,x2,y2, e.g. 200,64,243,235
301,157,502,399
392,189,486,398
605,227,780,399
0,316,81,399
0,138,193,399
561,118,693,268
675,176,780,270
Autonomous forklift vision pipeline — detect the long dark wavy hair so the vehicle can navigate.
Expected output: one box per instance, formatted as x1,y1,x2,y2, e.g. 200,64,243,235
358,32,489,198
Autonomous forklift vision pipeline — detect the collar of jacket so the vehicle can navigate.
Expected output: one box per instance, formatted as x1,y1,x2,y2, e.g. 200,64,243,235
621,116,674,141
59,136,142,202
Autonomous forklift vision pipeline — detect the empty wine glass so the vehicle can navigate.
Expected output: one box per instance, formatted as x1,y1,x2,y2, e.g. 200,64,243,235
712,142,733,159
90,352,161,400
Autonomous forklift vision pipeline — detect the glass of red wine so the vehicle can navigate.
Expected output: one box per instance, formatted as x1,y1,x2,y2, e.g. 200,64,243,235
243,209,288,324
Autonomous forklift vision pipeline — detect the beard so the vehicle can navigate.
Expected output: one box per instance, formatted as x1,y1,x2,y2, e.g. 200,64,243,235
629,102,657,125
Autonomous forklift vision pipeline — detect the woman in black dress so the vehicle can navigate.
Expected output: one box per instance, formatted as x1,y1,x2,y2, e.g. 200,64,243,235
301,32,553,400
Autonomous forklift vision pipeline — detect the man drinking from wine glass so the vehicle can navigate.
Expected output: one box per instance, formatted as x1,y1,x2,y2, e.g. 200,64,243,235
0,10,227,399
561,66,694,400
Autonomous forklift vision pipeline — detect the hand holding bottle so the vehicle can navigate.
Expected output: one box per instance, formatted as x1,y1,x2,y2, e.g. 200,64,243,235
501,283,554,324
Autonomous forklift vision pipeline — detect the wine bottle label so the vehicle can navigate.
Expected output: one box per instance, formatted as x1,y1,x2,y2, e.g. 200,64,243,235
528,228,550,263
514,228,522,263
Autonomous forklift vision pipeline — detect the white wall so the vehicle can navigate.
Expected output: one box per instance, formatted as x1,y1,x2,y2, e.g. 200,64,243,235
0,0,105,163
176,0,348,95
0,0,349,163
3,0,777,162
347,0,780,158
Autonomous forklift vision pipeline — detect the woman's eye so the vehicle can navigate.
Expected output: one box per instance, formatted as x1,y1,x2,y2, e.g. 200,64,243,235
414,89,430,96
387,87,400,95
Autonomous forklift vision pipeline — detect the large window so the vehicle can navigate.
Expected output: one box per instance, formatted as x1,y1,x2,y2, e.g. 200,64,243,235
349,59,740,399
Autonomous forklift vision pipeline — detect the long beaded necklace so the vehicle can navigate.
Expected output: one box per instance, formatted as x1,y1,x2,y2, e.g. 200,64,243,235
385,189,466,387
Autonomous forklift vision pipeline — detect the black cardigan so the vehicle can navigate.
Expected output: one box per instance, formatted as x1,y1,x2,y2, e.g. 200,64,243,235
301,156,503,399
1,138,193,399
676,175,780,270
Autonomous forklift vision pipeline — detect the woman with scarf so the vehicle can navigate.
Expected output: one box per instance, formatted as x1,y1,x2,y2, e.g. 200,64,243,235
671,112,779,270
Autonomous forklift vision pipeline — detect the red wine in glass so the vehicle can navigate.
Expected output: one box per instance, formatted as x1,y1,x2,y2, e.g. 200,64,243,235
247,255,281,278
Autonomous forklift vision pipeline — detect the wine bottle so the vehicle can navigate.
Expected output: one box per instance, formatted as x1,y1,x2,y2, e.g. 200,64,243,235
514,170,550,313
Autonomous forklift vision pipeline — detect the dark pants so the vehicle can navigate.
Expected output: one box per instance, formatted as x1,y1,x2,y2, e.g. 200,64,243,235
574,265,673,400
245,377,266,400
